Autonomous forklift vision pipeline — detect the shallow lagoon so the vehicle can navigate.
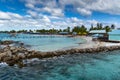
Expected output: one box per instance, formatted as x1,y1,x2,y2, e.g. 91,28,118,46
0,50,120,80
0,34,85,51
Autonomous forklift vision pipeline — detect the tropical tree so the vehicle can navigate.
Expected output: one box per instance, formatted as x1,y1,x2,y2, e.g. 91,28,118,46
10,30,16,33
111,24,115,29
29,29,33,33
89,24,94,31
72,25,87,35
67,27,70,32
72,26,81,33
104,26,111,32
79,25,87,35
96,23,103,30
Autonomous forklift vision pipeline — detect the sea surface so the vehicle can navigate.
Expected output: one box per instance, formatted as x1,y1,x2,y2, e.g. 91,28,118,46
0,33,85,51
0,50,120,80
0,33,120,80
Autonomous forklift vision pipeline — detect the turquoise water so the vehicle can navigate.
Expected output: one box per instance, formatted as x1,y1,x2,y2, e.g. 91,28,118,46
0,50,120,80
1,33,120,80
0,33,85,51
109,35,120,41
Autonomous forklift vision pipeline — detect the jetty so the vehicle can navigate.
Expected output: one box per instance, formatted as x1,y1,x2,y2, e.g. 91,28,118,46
0,37,120,67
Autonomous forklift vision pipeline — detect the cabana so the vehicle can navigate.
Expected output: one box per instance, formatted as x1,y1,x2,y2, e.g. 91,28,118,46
89,30,107,41
89,30,106,35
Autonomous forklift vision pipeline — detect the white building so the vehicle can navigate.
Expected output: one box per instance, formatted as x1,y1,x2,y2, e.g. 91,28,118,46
108,30,120,41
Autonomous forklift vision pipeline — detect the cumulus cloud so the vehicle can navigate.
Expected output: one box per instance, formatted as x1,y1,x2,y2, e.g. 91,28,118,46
0,11,100,31
42,7,64,17
77,8,92,16
27,10,38,18
23,0,120,16
86,20,98,25
7,12,23,19
59,0,120,15
0,11,23,20
0,11,11,20
24,0,64,17
25,3,34,9
1,0,120,30
86,0,120,15
42,16,51,23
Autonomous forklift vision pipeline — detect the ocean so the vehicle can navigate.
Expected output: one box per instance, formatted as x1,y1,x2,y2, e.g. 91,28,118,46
0,50,120,80
0,33,85,51
0,33,120,80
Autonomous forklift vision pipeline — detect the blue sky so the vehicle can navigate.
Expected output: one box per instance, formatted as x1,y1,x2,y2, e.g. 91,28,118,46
0,0,120,30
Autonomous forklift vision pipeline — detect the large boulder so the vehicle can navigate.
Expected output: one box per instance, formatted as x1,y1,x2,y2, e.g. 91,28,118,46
0,40,14,45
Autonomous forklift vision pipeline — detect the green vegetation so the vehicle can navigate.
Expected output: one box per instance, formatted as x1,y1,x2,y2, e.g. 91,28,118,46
0,23,115,35
72,25,87,35
36,29,59,34
89,23,115,32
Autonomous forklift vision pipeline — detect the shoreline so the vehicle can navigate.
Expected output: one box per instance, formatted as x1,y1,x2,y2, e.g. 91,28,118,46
0,36,120,67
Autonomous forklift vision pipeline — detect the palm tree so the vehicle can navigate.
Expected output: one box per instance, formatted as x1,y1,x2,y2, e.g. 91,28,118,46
104,26,111,32
111,24,115,29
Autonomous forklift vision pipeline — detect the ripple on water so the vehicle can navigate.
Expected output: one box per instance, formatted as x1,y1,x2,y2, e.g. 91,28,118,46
0,50,120,80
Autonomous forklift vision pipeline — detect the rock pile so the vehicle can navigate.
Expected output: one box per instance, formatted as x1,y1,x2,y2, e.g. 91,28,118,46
0,40,16,45
0,42,120,67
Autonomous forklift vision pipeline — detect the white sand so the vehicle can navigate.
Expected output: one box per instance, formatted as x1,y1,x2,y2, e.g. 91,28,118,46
104,42,120,47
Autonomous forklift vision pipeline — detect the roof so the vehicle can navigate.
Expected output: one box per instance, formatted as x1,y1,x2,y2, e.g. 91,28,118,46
109,30,120,35
89,30,106,34
59,32,69,34
92,34,103,37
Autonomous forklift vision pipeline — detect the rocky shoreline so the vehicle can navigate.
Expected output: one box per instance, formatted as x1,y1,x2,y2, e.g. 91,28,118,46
0,40,120,67
0,40,18,45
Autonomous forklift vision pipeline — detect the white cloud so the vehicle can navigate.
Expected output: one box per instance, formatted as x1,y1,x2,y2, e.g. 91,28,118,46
86,20,98,25
77,8,92,16
0,11,100,31
23,0,120,17
2,0,120,31
20,0,120,18
71,17,80,22
25,3,34,9
42,16,51,23
0,11,23,20
27,10,38,18
58,0,120,16
43,7,64,16
86,0,120,15
7,12,23,19
0,11,11,20
24,0,64,17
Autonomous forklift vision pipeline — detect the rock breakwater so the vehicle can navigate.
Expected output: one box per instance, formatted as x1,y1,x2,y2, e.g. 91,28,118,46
0,40,15,45
0,45,120,67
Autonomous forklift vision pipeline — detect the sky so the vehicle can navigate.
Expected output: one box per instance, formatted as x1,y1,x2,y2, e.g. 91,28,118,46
0,0,120,31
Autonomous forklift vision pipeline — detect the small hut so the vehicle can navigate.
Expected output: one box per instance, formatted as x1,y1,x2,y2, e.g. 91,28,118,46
89,30,107,41
89,30,106,35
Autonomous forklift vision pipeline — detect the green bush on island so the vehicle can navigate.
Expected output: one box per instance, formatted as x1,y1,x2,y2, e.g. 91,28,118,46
0,23,115,35
72,25,87,35
89,23,115,32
